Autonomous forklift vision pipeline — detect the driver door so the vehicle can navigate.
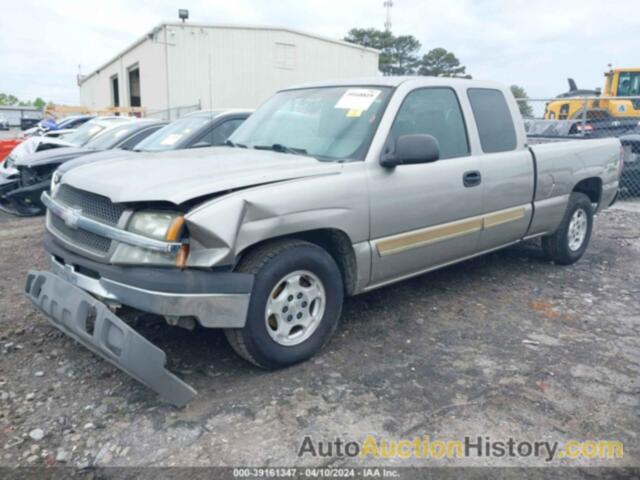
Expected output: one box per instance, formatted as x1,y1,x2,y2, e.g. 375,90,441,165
367,87,484,285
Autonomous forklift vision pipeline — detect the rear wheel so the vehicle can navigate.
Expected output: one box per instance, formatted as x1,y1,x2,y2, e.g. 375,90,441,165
225,239,343,369
541,192,593,265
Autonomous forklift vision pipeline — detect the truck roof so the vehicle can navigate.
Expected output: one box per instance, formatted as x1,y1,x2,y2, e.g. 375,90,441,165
283,76,506,91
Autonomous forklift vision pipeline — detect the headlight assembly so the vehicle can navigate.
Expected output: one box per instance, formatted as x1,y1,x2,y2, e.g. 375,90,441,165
111,210,188,267
127,210,182,241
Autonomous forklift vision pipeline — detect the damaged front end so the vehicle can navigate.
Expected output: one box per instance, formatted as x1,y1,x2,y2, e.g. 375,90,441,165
0,165,53,216
25,186,254,406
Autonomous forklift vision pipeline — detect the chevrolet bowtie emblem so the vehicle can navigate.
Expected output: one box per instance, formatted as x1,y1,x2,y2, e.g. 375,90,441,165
63,208,82,229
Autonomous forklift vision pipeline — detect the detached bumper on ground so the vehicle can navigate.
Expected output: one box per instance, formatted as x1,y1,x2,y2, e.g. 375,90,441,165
25,270,197,407
24,235,255,405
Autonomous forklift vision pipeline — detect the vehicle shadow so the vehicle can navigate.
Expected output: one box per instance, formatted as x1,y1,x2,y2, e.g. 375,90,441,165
123,239,548,407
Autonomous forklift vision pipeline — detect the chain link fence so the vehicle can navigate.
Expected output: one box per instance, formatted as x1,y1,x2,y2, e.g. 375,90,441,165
518,96,640,201
146,103,202,121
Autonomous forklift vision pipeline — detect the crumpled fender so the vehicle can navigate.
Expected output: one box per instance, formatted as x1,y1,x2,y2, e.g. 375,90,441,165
184,164,369,269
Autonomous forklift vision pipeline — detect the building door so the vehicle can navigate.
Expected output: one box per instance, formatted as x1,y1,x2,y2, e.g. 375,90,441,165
111,75,119,107
128,65,141,107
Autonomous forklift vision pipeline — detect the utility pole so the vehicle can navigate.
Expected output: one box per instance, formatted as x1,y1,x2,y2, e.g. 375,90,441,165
384,0,393,32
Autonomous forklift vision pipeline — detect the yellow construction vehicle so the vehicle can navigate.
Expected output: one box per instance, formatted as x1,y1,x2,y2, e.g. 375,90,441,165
544,67,640,120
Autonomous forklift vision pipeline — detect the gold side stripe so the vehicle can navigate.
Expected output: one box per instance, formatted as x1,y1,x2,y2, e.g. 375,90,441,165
376,216,483,256
375,205,527,257
484,206,526,229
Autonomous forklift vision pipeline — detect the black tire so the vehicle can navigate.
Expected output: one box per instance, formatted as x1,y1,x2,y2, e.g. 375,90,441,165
541,192,593,265
224,239,344,369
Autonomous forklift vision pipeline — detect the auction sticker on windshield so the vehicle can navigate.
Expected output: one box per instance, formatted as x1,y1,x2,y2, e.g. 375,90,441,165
335,88,381,111
160,133,183,146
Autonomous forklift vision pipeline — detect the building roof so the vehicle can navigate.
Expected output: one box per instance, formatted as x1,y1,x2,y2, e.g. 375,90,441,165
79,22,380,86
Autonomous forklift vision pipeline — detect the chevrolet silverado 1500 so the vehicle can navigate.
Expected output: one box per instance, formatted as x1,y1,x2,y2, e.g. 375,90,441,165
25,77,621,406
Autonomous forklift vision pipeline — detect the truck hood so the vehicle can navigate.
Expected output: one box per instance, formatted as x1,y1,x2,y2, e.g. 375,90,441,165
14,146,92,168
61,146,343,205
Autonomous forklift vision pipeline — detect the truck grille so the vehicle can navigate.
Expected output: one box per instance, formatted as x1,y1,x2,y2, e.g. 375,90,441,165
56,184,125,226
48,185,127,257
49,213,112,254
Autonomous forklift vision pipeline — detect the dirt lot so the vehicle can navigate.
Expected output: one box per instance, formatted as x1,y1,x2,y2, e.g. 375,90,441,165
0,203,639,471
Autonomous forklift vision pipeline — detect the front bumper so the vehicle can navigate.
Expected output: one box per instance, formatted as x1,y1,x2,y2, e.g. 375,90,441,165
26,237,255,405
25,270,196,407
44,233,253,328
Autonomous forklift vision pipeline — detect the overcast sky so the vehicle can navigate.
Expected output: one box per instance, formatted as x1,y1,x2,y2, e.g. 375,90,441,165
1,0,638,104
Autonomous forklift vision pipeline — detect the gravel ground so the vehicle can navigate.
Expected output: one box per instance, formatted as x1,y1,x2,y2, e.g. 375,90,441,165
0,203,638,470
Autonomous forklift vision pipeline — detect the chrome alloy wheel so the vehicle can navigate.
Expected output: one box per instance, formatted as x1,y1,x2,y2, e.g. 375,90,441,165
568,208,588,251
265,270,326,346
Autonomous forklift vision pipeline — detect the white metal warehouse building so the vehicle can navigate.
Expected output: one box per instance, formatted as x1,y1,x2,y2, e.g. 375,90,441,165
78,22,380,118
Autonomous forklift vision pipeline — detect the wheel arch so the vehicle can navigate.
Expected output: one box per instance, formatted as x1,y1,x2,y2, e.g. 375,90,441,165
572,177,602,205
234,228,359,296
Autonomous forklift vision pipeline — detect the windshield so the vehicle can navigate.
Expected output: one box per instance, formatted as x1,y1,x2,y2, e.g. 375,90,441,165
134,116,211,151
617,72,640,96
84,123,136,150
62,121,108,146
229,86,391,161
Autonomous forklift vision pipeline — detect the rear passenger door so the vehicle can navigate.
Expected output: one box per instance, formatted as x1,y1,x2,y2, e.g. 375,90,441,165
368,87,485,285
466,88,534,251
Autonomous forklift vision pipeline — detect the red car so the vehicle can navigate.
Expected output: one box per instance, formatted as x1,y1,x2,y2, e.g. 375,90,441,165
0,139,22,163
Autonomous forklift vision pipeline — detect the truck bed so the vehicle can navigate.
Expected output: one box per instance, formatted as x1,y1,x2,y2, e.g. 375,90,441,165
526,137,620,236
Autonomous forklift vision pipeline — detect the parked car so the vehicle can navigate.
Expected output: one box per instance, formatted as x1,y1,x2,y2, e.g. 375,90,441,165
0,117,95,162
133,109,252,151
22,115,96,139
54,109,252,178
0,117,133,213
0,116,9,130
0,119,165,216
25,77,621,406
0,139,22,163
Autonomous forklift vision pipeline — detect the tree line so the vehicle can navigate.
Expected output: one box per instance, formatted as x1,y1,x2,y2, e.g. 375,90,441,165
344,27,533,117
0,93,47,109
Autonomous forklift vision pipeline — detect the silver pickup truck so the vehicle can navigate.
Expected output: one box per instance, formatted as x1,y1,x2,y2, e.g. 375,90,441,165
26,77,622,406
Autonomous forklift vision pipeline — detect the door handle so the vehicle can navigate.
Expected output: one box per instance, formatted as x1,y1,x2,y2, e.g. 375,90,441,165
463,170,482,187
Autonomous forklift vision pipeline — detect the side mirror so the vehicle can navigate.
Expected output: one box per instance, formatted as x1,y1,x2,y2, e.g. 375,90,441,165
380,134,440,168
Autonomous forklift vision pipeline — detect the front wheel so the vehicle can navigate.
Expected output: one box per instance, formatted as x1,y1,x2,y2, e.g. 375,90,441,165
225,239,344,369
541,192,593,265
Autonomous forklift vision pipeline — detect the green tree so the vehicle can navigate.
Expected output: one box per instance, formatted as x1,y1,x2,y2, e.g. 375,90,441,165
344,28,420,75
386,35,421,75
0,93,48,109
0,93,19,106
417,48,469,78
510,85,533,117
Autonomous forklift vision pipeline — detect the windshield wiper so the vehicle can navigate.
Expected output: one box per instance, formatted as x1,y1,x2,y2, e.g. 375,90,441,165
254,144,308,155
224,140,248,148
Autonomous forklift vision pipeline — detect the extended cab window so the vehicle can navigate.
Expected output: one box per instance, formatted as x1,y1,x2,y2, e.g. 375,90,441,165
389,88,469,159
467,88,517,153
